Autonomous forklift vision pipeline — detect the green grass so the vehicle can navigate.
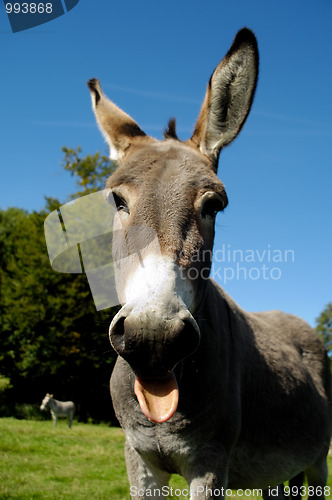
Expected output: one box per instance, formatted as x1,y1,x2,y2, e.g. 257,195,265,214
0,417,331,499
0,417,187,499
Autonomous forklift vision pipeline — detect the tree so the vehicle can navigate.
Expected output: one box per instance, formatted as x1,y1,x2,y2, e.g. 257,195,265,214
61,146,115,197
316,303,332,358
0,148,119,422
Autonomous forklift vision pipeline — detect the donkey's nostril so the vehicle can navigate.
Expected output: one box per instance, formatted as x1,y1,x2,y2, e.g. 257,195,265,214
172,315,200,361
109,315,126,354
109,305,200,380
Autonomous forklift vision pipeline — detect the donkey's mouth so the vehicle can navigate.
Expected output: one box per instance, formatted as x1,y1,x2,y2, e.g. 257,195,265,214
134,372,179,423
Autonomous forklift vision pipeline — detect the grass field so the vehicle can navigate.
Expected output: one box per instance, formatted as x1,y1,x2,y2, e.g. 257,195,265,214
0,417,331,500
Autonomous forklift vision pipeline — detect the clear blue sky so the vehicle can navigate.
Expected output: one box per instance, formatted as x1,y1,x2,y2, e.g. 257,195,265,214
1,0,331,327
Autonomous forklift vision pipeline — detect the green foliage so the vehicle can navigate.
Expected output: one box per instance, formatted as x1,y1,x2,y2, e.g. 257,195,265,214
15,403,48,421
0,147,118,421
62,146,115,197
316,303,332,357
0,375,12,392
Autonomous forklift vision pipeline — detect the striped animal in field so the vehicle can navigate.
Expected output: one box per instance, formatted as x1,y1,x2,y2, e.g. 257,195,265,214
40,393,75,429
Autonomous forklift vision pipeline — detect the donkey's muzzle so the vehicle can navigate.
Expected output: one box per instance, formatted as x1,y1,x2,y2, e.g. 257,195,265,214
109,307,200,379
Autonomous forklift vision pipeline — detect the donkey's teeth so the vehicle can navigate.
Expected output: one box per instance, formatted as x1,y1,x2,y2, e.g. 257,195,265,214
134,374,179,423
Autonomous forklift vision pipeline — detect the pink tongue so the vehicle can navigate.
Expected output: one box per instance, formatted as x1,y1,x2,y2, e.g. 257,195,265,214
134,373,179,423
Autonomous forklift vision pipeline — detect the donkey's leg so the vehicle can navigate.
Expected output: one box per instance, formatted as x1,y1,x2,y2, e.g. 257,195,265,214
304,452,329,500
125,441,171,499
289,471,304,500
184,447,229,499
51,411,57,428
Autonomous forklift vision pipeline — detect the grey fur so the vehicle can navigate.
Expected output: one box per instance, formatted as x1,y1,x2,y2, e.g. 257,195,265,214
88,28,331,500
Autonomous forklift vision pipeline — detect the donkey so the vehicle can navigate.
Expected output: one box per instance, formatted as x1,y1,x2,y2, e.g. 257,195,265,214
40,393,75,428
87,29,331,499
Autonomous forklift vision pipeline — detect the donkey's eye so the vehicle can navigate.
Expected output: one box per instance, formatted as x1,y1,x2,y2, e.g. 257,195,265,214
113,193,130,214
201,196,225,219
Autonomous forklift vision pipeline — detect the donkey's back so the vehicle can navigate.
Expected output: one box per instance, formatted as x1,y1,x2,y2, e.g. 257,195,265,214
211,284,332,492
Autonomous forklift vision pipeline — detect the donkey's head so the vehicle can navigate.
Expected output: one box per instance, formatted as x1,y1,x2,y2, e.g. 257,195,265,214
88,28,258,423
40,393,53,411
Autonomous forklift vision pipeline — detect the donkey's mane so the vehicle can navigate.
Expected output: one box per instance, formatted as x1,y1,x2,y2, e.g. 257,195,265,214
163,118,178,140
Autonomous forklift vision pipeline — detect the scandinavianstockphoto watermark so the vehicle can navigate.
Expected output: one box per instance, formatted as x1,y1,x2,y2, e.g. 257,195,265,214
210,244,295,284
181,244,295,284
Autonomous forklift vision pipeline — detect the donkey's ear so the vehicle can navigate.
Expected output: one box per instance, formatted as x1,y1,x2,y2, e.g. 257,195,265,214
87,79,149,161
189,28,259,169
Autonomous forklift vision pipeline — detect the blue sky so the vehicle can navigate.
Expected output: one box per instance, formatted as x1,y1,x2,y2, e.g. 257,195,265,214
1,0,331,327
